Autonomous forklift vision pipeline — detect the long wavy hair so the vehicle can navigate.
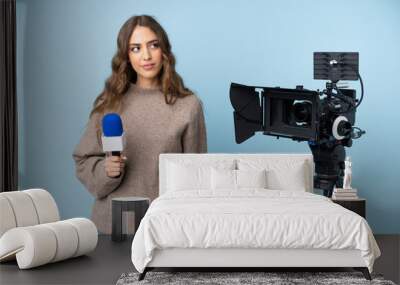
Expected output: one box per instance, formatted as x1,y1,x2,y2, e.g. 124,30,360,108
90,15,193,132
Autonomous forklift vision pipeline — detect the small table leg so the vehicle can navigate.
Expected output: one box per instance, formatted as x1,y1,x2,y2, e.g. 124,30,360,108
134,201,149,235
112,201,123,242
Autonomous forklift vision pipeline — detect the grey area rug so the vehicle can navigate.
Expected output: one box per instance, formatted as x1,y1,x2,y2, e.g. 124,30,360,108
116,271,396,285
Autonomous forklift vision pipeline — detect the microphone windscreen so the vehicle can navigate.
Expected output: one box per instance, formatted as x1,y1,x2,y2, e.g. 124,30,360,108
102,113,123,137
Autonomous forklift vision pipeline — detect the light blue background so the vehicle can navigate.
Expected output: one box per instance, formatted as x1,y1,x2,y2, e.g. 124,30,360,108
16,0,400,233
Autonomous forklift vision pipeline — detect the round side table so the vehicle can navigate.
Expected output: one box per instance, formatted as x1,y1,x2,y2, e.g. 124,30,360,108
111,197,150,242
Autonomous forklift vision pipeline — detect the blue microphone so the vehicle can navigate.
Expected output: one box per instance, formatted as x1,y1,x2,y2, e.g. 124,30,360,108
101,113,124,157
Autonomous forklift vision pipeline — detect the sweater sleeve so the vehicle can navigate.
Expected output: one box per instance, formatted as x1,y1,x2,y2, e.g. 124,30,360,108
72,113,124,199
182,97,208,153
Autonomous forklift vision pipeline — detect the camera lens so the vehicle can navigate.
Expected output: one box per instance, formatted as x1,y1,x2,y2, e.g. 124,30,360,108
293,101,312,124
337,120,352,136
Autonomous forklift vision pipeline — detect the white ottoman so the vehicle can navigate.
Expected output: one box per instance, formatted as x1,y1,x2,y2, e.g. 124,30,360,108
0,189,98,269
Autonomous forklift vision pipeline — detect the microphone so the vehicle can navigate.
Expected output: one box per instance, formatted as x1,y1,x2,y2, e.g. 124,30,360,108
101,113,124,157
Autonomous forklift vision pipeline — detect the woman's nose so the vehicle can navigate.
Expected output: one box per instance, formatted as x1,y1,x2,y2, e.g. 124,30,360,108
142,47,152,60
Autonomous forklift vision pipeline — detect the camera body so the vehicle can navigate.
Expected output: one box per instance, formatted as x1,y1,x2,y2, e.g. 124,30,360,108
230,52,365,197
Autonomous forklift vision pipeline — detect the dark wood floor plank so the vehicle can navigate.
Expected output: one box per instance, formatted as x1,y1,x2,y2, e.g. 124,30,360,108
373,235,400,284
0,235,398,284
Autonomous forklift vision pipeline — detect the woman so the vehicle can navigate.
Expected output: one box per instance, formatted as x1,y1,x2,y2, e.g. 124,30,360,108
73,15,207,234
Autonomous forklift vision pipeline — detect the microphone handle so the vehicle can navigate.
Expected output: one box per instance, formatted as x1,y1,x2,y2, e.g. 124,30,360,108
111,151,121,157
110,151,122,178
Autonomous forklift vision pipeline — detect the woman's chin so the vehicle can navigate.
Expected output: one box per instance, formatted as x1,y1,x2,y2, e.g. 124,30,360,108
138,72,160,82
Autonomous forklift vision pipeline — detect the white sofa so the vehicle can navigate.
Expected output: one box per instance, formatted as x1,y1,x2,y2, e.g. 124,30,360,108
0,189,98,269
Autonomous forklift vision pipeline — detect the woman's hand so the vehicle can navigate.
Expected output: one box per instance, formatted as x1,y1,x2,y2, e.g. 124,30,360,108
105,154,127,178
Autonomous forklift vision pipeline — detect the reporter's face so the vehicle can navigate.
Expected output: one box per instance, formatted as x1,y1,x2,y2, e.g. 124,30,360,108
128,26,163,83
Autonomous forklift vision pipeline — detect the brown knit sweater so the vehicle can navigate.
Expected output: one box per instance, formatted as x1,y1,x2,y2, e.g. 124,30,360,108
72,84,207,234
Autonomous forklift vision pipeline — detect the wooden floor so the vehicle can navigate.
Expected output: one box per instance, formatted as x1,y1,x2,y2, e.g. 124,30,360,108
0,235,399,285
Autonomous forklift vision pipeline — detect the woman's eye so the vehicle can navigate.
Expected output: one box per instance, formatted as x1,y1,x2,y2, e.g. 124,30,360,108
150,43,159,49
130,46,140,53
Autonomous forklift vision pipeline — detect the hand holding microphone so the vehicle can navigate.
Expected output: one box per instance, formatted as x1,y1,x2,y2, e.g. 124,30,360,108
101,113,127,178
105,155,126,178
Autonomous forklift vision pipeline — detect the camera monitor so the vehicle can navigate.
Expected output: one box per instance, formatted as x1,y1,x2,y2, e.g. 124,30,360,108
314,52,359,82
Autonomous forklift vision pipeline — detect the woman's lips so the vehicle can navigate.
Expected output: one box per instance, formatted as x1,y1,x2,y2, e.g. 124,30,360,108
141,63,155,70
